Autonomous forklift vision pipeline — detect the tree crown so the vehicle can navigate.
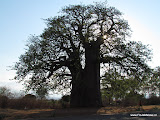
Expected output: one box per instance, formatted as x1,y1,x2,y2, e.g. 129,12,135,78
13,2,152,94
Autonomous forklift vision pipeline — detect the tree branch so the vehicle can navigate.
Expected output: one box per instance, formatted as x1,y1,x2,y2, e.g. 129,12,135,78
46,59,70,79
100,56,125,63
106,18,115,35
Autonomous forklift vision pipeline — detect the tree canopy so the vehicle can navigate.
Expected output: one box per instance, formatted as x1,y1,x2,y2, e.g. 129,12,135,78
13,2,152,107
143,66,160,97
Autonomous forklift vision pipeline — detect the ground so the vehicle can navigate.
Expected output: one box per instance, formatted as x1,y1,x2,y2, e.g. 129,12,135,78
0,105,160,120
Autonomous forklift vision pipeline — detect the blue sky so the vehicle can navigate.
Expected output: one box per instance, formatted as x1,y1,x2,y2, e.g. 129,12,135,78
0,0,160,97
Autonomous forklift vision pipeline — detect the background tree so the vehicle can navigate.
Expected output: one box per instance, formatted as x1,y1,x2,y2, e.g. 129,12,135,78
101,66,147,105
36,87,48,100
13,2,152,107
0,87,13,108
101,68,130,102
150,67,160,95
143,66,160,97
0,86,13,98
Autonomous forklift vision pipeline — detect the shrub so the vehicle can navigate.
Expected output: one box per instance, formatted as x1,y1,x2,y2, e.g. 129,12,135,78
0,114,7,120
122,96,139,106
0,92,70,109
0,95,8,108
60,95,70,108
144,96,160,105
122,92,143,106
102,96,114,106
23,94,36,99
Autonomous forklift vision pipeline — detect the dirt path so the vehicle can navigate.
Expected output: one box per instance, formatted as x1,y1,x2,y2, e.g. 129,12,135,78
1,105,160,120
21,110,160,120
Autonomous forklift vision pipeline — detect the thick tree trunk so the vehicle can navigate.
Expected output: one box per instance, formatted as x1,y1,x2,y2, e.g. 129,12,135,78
70,41,102,107
68,50,87,107
70,69,87,107
83,41,102,107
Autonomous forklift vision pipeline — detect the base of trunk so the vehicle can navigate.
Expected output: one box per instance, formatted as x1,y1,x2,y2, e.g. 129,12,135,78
70,82,102,108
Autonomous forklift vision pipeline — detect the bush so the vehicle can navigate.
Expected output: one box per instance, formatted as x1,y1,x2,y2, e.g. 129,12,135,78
0,92,69,109
60,95,70,108
0,114,7,120
23,94,36,99
122,92,143,107
143,96,160,105
102,97,114,106
122,96,139,106
0,95,8,108
8,98,52,109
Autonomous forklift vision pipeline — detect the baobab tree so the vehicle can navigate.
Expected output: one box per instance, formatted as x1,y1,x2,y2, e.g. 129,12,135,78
13,2,152,107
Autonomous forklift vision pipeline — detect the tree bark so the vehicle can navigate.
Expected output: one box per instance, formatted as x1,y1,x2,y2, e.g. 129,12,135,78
70,70,87,107
70,41,102,107
83,41,102,107
68,55,87,107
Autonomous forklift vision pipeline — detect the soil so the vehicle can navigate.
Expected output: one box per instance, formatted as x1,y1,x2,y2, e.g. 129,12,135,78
0,105,160,120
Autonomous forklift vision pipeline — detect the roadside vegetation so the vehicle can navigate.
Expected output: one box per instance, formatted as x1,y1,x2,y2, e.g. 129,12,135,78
0,86,160,119
0,86,160,110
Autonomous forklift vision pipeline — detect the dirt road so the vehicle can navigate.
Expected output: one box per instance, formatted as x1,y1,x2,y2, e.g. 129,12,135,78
21,110,160,120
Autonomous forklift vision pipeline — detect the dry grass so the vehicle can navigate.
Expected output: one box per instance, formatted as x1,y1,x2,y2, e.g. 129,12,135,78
0,105,160,120
142,105,160,110
0,109,55,120
97,105,160,115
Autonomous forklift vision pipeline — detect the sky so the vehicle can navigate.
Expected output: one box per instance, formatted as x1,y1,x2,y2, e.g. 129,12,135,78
0,0,160,98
